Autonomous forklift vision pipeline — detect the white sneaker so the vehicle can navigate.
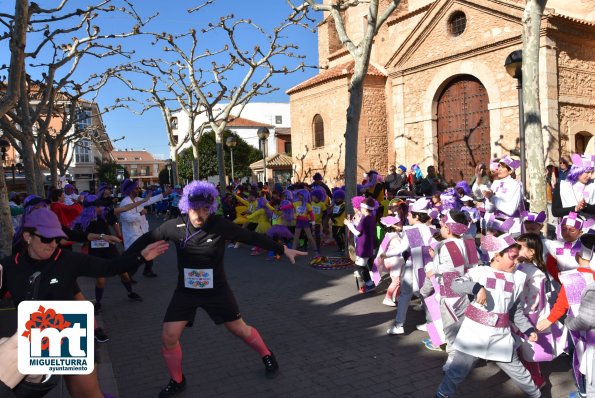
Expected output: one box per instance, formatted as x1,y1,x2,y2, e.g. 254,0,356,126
227,243,235,248
387,325,405,335
382,298,396,307
412,303,424,311
233,242,240,249
416,323,428,332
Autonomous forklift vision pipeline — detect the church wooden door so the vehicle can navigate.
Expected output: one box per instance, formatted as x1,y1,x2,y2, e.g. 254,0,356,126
437,75,490,185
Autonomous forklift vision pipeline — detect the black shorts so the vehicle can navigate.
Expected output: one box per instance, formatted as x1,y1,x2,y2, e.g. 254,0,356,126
163,287,241,326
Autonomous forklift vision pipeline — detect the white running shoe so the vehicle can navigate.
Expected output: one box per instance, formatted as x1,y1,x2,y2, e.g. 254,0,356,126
382,298,396,307
387,325,405,335
233,242,240,249
416,323,428,332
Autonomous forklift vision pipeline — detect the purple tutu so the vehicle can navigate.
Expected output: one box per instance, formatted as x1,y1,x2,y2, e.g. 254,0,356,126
267,225,293,240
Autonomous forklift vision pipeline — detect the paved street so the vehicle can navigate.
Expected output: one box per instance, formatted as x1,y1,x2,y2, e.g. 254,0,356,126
61,217,575,398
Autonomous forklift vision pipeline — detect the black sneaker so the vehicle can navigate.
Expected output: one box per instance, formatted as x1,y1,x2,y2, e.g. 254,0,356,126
128,292,143,302
143,271,158,278
262,351,279,379
159,375,186,398
94,327,109,343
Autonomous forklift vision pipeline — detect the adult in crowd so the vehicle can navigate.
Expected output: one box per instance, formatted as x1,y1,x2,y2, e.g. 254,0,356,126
558,157,571,182
63,183,81,205
310,172,332,199
0,207,168,398
552,153,595,220
124,181,306,397
119,178,171,277
384,165,406,196
419,165,448,197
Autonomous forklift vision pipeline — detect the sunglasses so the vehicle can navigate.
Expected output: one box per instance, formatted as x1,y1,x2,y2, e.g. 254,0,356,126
188,193,214,204
32,233,62,244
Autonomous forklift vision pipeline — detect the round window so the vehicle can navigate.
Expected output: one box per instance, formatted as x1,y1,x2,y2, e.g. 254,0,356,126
448,11,467,37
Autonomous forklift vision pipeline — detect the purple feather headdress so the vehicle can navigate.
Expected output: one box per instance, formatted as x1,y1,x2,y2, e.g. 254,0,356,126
120,179,139,197
179,180,219,214
455,180,472,196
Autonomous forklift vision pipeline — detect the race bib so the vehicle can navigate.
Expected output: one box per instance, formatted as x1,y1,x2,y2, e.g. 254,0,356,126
312,206,321,215
297,206,306,215
90,240,109,249
183,268,213,289
333,205,341,214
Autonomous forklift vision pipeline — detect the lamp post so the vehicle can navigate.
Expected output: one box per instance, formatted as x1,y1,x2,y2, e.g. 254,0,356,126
226,136,237,183
504,49,526,195
116,168,125,198
166,162,172,186
257,127,270,185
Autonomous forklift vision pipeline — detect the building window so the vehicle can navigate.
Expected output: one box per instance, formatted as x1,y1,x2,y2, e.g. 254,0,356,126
75,139,91,163
313,114,324,148
284,142,292,155
171,117,178,130
76,109,92,131
447,11,466,37
146,166,150,176
275,115,282,124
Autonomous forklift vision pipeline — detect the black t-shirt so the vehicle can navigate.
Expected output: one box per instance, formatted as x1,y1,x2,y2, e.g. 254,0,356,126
125,214,284,294
0,249,144,306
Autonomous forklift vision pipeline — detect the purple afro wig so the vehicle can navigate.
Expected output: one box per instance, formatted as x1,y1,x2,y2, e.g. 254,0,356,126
311,187,327,202
352,196,366,211
179,180,219,214
279,199,295,223
455,181,472,196
332,189,345,201
120,179,139,197
295,189,311,203
71,195,105,231
256,197,272,218
283,190,294,202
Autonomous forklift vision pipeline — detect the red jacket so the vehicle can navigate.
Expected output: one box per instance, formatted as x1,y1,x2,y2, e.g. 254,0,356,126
50,202,82,228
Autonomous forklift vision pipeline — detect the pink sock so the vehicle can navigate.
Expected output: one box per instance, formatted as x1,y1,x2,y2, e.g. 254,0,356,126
241,327,271,357
162,344,183,383
386,279,400,299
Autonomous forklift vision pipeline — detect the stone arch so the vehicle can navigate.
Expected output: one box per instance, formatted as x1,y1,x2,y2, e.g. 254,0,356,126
420,61,502,168
568,121,595,155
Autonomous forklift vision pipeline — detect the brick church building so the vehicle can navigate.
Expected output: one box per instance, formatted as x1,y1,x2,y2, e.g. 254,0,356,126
287,0,595,185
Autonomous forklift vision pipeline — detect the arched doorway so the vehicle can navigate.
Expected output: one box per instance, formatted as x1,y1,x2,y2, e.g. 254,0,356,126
575,131,594,155
437,75,491,184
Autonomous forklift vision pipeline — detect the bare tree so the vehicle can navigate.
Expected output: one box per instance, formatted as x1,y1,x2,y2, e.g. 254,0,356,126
288,0,401,212
0,0,29,255
0,0,153,195
522,0,547,213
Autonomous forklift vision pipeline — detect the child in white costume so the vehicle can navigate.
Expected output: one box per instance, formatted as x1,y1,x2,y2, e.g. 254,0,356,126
373,215,406,307
483,155,524,235
435,233,541,398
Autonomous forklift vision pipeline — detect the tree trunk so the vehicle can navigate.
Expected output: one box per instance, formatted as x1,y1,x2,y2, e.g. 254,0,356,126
0,164,14,257
522,0,547,213
173,151,180,186
344,75,365,214
47,140,59,188
215,131,226,195
191,141,200,181
21,136,39,195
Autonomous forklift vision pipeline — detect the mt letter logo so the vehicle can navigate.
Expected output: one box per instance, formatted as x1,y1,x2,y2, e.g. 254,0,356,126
18,301,94,375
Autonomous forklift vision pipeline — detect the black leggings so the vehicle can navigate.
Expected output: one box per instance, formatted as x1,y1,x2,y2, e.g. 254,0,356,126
332,226,345,250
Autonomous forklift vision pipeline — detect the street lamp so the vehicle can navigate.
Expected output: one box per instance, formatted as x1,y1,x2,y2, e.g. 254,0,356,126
166,162,172,186
504,49,526,195
257,127,270,185
226,136,237,183
116,168,125,183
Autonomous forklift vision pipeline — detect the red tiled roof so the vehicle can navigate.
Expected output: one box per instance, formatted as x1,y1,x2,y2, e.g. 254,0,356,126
286,61,386,95
249,153,293,169
224,116,274,128
111,150,163,163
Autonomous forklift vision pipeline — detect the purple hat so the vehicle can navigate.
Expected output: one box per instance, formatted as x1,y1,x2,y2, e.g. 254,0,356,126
120,178,139,196
499,155,521,170
381,215,401,227
486,214,516,233
23,195,50,209
332,189,345,201
480,233,517,261
571,153,595,169
64,183,74,191
455,181,472,196
23,208,67,239
398,165,406,173
311,187,327,202
440,211,469,236
521,210,546,224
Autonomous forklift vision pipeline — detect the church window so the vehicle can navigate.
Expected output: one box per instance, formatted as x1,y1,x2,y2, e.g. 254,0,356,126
447,11,466,37
312,114,325,148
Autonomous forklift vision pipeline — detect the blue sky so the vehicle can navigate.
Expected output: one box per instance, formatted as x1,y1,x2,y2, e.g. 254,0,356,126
0,1,321,159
